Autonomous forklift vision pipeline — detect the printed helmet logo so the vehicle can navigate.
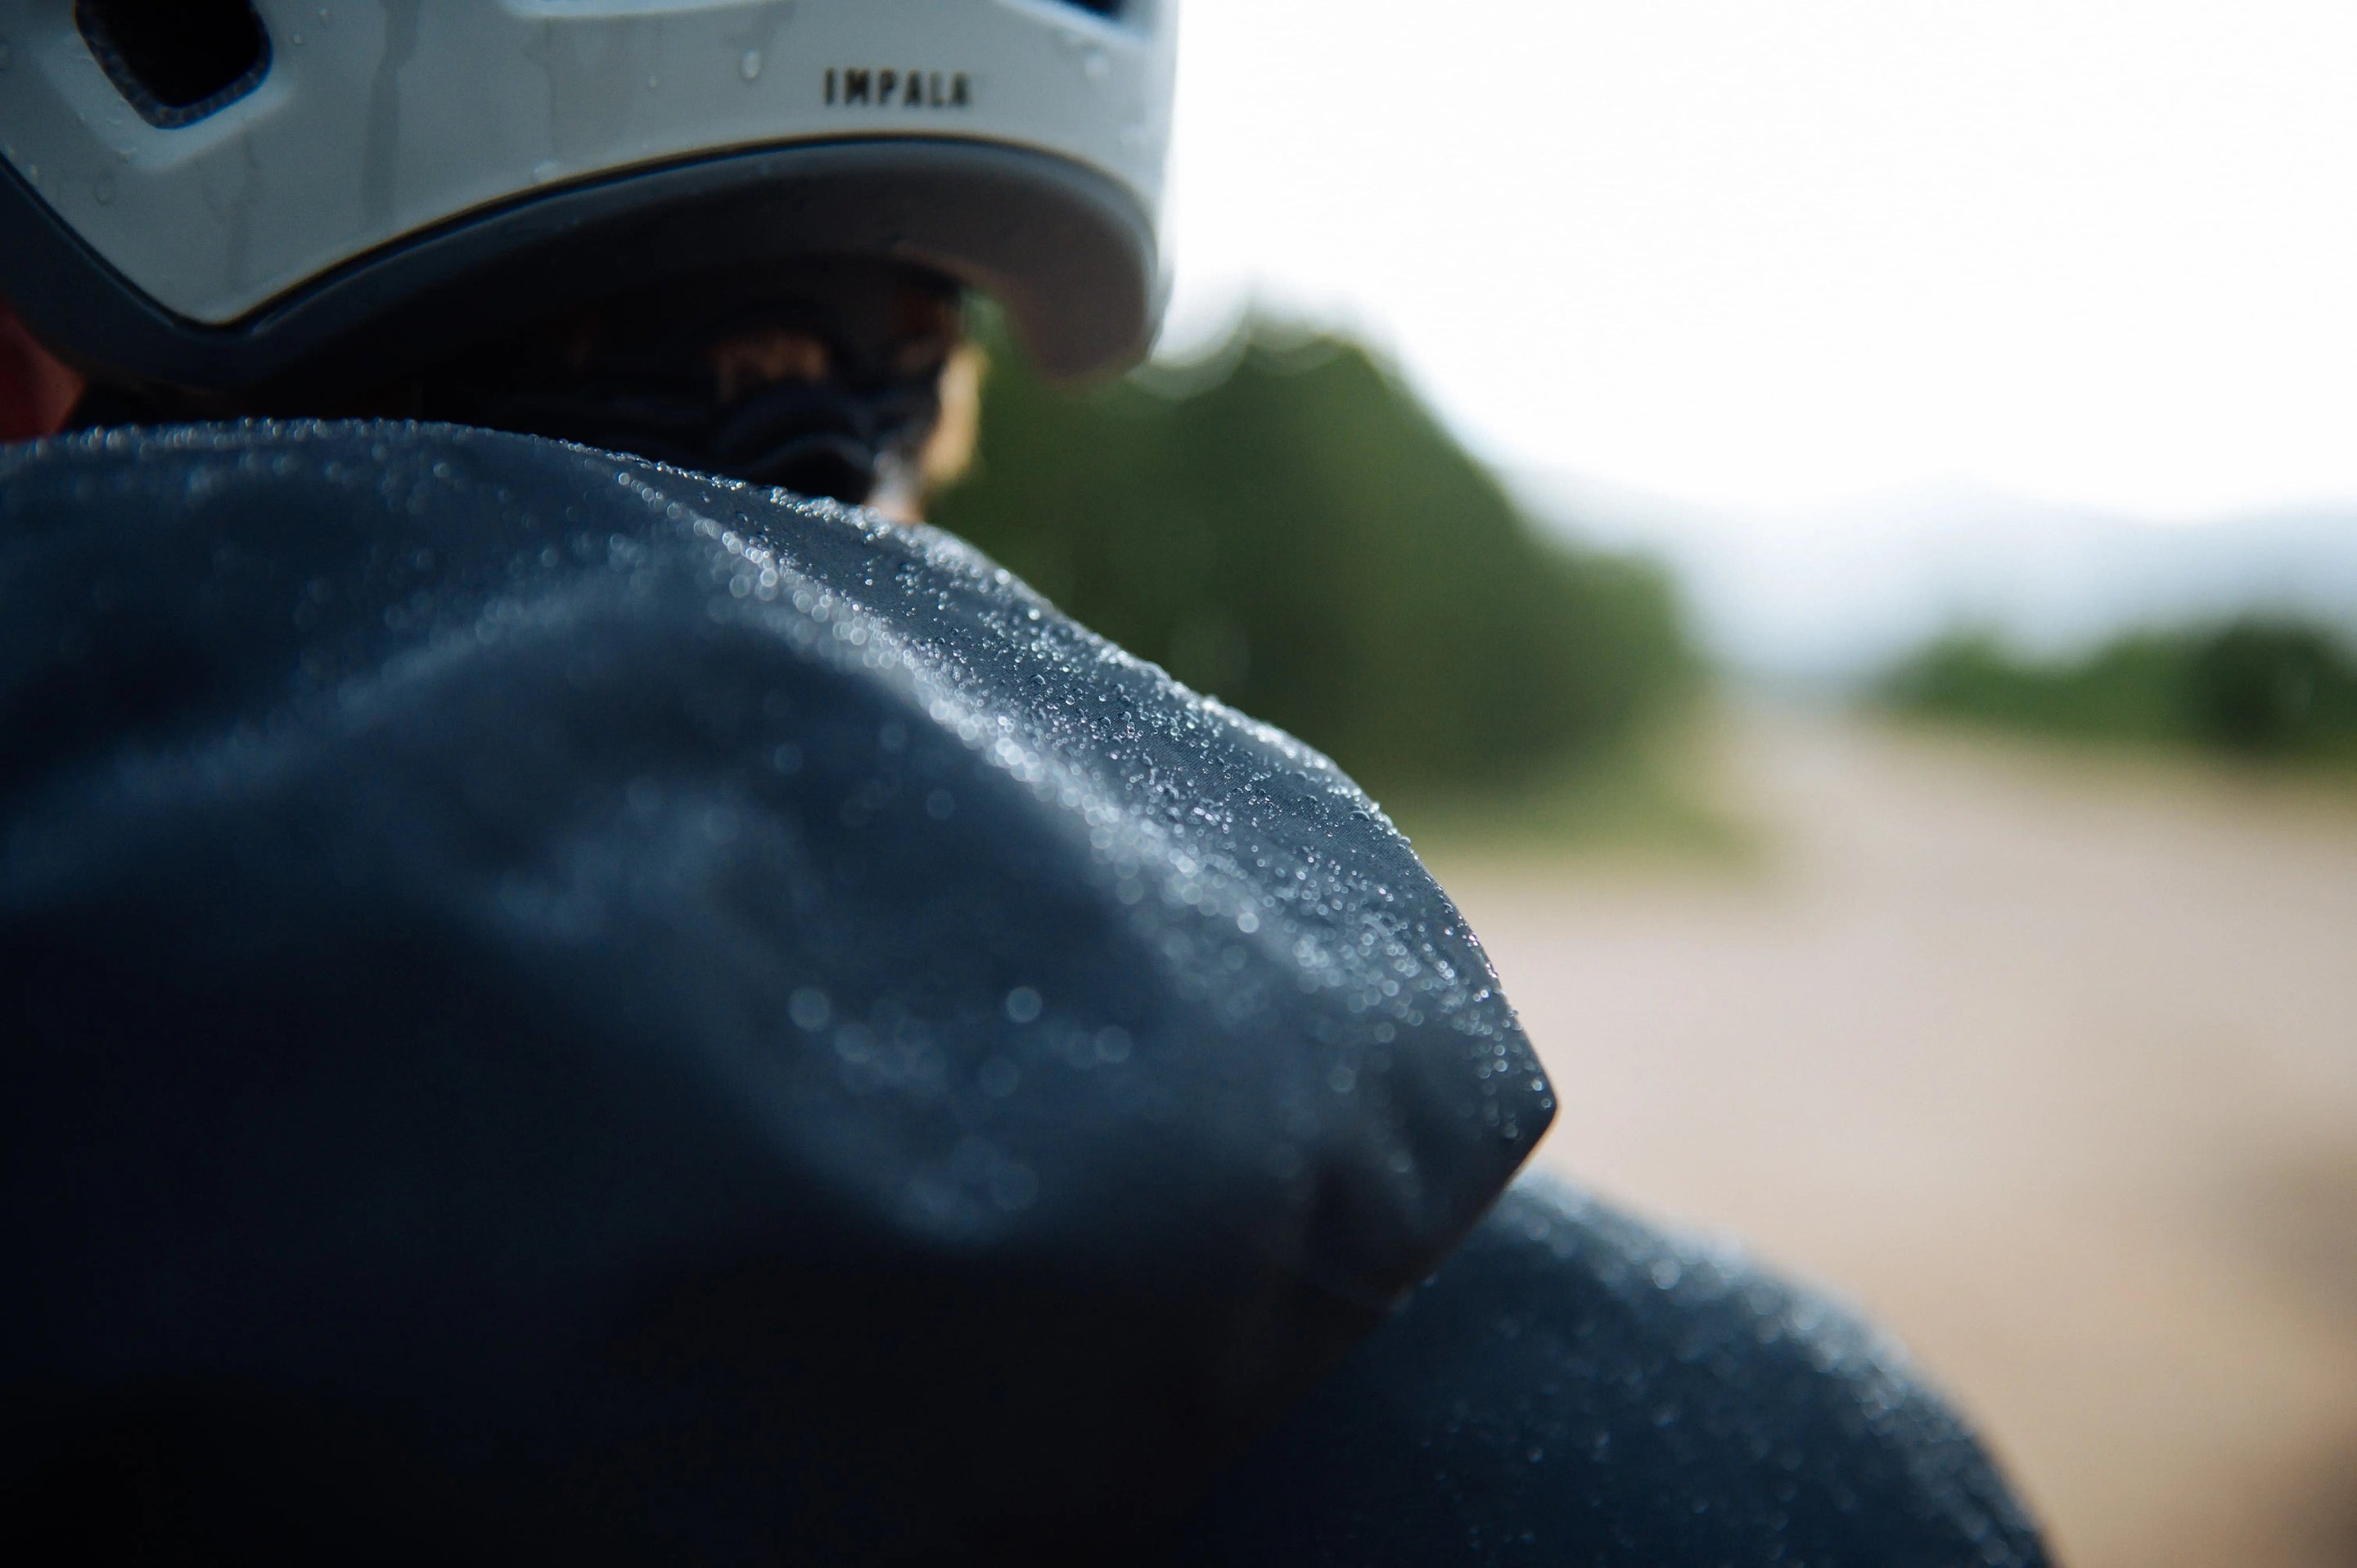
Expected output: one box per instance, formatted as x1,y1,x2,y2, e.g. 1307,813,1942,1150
825,68,972,110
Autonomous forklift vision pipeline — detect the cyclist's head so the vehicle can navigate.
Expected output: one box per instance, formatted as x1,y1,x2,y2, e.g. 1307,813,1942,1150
0,1,1174,503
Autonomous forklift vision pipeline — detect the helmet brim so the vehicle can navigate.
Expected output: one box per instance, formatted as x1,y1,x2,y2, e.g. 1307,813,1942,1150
0,137,1157,402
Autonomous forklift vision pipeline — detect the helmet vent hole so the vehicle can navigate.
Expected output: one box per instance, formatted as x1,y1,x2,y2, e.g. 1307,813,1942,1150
75,0,271,129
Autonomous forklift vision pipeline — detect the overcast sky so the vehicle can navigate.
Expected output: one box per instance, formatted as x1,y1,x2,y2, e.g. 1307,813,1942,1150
1156,0,2357,521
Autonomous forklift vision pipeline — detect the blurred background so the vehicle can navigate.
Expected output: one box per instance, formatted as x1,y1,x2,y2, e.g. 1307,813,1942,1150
939,3,2357,1565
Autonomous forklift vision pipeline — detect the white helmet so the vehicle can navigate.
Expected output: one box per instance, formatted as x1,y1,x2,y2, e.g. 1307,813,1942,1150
0,0,1174,403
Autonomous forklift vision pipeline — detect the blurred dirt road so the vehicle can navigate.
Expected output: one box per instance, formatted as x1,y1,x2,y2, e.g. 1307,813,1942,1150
1434,712,2357,1568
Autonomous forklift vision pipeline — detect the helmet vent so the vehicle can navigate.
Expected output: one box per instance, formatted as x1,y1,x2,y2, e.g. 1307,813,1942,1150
75,0,272,129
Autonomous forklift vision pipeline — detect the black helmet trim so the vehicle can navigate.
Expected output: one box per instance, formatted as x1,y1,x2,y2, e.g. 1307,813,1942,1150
0,137,1156,399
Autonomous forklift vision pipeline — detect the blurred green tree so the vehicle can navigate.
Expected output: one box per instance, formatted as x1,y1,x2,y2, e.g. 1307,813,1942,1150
931,317,1696,800
2183,622,2357,755
1884,617,2357,762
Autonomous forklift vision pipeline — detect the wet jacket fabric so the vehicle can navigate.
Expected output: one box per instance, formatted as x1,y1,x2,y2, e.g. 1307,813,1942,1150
1169,1178,2048,1567
0,423,2045,1565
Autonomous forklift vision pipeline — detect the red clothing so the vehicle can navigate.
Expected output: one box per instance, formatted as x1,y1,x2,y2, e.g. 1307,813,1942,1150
0,301,82,441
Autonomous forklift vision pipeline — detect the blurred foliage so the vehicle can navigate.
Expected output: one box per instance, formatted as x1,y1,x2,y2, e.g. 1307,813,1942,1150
931,315,1698,801
1883,619,2357,760
1396,714,1762,870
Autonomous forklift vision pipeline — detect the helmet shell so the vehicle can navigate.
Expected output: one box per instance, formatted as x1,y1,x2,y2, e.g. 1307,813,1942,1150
0,0,1174,393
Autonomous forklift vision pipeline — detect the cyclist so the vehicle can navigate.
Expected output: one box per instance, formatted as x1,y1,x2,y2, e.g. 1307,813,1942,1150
0,4,2045,1561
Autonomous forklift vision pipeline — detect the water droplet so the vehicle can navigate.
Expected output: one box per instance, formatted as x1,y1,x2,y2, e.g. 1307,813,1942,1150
739,48,762,81
1004,985,1043,1024
91,171,114,205
530,158,561,185
789,986,831,1031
